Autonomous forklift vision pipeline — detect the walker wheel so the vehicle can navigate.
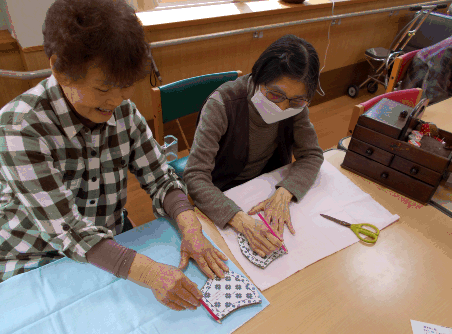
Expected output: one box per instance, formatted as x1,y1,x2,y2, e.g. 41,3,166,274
347,85,359,98
367,81,378,94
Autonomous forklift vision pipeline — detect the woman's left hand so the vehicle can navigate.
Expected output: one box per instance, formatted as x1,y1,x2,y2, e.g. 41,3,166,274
176,210,229,280
179,232,229,280
247,187,295,239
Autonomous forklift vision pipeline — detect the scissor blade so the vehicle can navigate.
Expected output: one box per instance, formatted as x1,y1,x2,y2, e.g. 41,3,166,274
320,214,351,227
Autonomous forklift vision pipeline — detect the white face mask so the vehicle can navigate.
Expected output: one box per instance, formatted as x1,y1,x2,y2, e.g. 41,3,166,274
251,86,305,124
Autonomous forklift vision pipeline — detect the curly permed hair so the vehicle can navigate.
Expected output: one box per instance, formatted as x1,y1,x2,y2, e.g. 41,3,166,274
43,0,151,87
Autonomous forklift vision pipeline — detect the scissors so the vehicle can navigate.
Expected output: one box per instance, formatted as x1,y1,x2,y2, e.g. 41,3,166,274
320,214,380,244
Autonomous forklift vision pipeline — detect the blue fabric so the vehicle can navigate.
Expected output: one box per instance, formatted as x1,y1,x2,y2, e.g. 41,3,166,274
168,156,189,179
0,218,269,334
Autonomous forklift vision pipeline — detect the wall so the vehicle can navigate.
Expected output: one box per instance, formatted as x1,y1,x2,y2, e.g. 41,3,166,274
0,0,10,31
1,0,140,47
2,0,55,48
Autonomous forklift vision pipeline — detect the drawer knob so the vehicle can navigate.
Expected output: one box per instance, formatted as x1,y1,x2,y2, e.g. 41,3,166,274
365,148,374,156
410,167,419,175
380,172,389,179
399,110,408,118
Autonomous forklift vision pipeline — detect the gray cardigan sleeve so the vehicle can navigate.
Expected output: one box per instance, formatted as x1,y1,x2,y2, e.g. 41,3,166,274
276,107,324,202
183,93,243,229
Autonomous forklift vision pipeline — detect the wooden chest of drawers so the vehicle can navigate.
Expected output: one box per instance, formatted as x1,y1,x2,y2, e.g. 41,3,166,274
342,98,452,204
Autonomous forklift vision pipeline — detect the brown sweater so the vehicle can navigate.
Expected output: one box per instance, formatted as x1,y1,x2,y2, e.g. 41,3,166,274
184,75,324,229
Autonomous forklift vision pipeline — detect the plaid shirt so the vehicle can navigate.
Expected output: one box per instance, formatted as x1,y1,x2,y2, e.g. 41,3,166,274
401,37,452,105
0,75,187,282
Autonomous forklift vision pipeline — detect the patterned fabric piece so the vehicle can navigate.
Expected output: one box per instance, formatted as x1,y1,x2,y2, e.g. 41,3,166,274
237,232,286,269
0,75,188,282
400,37,452,105
201,270,261,321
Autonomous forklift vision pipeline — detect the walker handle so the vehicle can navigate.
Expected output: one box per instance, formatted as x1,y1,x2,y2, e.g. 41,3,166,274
409,4,447,11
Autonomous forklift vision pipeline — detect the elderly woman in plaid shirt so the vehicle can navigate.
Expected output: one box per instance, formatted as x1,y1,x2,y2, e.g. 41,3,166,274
0,0,229,311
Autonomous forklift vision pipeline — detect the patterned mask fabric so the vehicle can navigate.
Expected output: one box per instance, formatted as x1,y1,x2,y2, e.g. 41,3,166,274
201,270,262,321
237,233,286,269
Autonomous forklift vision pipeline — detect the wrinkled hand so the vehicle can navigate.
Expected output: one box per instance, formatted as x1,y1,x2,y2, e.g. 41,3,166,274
248,187,295,239
179,231,229,280
230,212,282,258
128,254,203,311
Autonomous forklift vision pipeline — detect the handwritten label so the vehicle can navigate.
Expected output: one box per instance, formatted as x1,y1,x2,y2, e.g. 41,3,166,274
411,320,452,334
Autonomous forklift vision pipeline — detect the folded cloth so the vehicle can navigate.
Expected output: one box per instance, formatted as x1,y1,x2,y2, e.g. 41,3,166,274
198,160,399,291
0,218,269,334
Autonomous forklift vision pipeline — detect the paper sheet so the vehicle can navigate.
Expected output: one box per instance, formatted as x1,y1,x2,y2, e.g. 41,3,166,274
201,160,400,290
411,320,452,334
0,218,269,334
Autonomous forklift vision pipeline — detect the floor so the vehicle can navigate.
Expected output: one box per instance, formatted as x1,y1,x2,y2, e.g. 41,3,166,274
124,86,386,227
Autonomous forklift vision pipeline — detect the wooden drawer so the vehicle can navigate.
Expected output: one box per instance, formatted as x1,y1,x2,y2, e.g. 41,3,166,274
348,138,394,166
353,125,451,173
389,156,442,186
342,150,435,204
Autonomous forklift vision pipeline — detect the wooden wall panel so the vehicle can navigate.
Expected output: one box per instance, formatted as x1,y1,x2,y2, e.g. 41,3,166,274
0,49,30,109
20,49,51,87
147,10,414,87
131,75,154,120
16,48,154,120
0,30,30,108
149,32,253,85
2,0,446,115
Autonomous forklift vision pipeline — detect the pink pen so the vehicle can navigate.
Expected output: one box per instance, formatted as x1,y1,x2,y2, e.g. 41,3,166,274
257,213,288,253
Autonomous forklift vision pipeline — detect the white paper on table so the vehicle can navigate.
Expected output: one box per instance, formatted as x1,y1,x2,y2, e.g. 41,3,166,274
411,320,452,334
201,160,400,291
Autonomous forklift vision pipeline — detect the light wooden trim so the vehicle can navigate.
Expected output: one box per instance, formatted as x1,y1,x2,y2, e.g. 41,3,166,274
347,104,365,136
150,87,164,145
236,70,243,77
21,45,45,53
128,217,136,227
0,30,16,45
0,30,19,51
385,56,403,93
175,118,190,151
415,87,423,105
0,46,32,108
17,47,33,91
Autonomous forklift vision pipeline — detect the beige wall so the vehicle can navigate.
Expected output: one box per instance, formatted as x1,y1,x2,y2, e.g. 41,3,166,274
3,0,55,48
1,0,144,48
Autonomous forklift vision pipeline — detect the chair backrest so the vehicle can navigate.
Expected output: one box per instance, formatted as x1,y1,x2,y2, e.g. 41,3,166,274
346,88,423,136
386,49,420,93
150,71,242,145
405,12,452,52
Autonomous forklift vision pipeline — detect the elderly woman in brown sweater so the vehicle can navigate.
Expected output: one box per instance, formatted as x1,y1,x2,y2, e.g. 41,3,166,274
184,35,324,258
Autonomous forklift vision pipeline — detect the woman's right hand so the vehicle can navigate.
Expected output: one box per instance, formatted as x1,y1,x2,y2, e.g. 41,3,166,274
228,211,282,258
128,254,203,311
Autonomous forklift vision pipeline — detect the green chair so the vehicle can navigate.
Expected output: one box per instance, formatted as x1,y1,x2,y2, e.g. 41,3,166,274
150,71,242,179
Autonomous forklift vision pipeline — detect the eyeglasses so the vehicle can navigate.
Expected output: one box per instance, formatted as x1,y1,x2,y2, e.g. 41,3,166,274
263,85,310,108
